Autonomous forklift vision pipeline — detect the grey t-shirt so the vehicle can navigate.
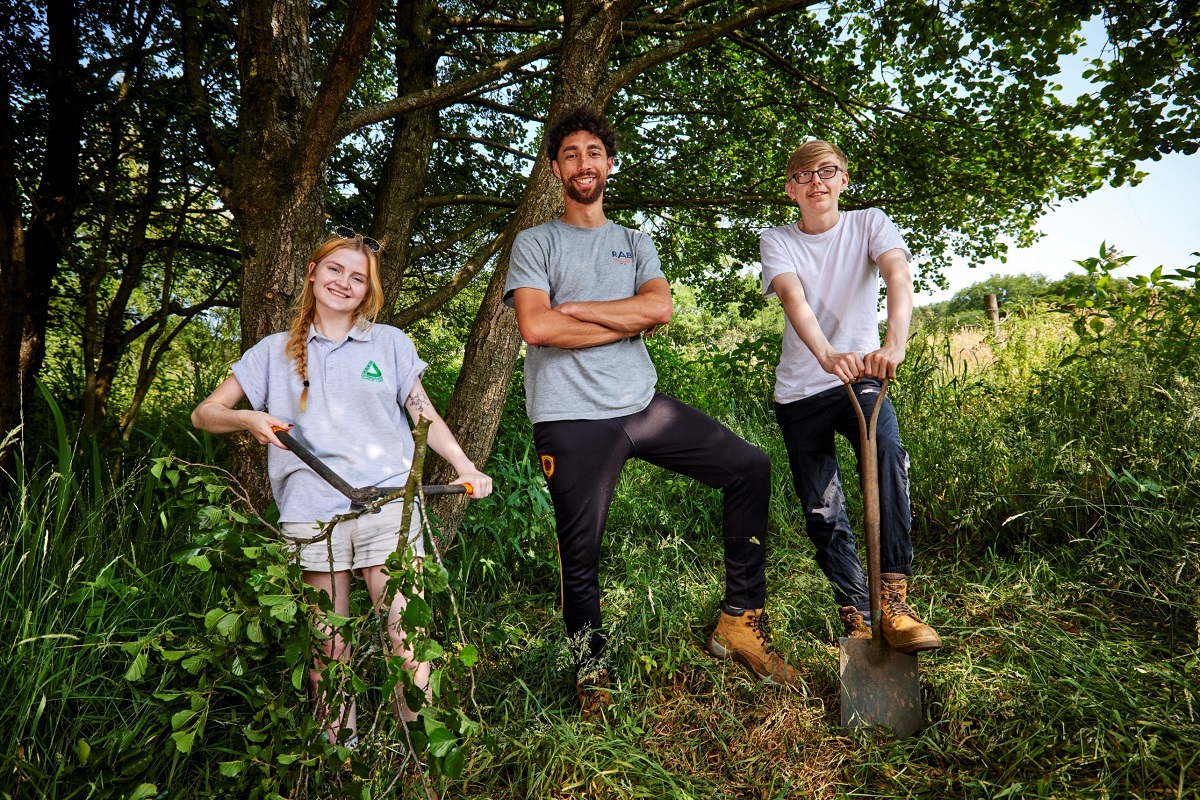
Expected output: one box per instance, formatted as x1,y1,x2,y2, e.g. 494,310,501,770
231,323,427,523
504,219,665,423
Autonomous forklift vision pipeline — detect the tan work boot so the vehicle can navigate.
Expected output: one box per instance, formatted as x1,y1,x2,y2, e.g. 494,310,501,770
706,603,796,686
839,606,873,640
575,669,611,721
880,574,942,653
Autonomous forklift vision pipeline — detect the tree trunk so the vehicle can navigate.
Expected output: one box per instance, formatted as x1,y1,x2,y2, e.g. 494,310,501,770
0,64,25,448
19,0,85,432
374,0,439,311
223,0,382,511
427,0,641,541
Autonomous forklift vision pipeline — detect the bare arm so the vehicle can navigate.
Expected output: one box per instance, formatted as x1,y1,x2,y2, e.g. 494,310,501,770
863,248,913,379
555,277,673,333
771,272,865,384
511,280,668,349
190,374,292,448
404,379,492,498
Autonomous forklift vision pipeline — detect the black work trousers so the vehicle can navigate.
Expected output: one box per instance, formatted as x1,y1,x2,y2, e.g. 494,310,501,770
533,393,771,672
775,379,913,613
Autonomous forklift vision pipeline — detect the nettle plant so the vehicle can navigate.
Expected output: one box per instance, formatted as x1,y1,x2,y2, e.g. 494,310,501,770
127,443,479,798
1064,243,1200,367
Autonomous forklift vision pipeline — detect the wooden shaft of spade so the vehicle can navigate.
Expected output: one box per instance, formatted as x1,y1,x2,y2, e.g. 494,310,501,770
845,379,888,639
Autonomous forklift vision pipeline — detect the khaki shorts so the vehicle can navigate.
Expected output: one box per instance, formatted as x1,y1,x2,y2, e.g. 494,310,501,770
282,501,424,573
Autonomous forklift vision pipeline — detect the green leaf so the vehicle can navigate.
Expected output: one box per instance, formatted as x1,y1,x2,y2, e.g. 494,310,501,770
324,611,350,628
402,596,432,629
428,726,456,757
246,617,264,643
124,650,148,682
219,760,247,777
270,600,298,623
457,644,478,667
422,561,450,593
171,729,196,754
186,554,212,572
171,708,198,731
75,738,91,765
126,784,159,800
204,607,226,631
181,655,207,674
216,612,241,638
444,745,465,779
414,639,443,662
291,661,306,690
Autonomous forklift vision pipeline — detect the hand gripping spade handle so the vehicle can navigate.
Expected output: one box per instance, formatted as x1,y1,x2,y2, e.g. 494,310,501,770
271,426,470,509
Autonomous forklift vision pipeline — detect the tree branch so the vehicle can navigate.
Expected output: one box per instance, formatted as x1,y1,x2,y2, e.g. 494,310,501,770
180,0,233,196
440,15,563,32
122,265,241,344
607,194,793,210
296,0,385,188
437,133,536,161
336,39,561,137
459,95,548,123
409,209,511,259
394,231,510,327
417,194,520,209
599,0,819,101
726,32,873,133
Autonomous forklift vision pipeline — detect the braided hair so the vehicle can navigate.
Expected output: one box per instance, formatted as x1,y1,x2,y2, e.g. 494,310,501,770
285,234,384,412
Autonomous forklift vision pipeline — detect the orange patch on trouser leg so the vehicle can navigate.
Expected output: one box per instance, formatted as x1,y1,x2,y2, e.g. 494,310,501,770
541,454,556,479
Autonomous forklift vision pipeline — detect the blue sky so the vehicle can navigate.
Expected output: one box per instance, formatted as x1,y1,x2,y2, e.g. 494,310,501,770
917,19,1199,305
919,151,1200,305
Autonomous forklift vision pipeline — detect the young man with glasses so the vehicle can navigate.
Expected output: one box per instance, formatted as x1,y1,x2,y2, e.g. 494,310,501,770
504,107,797,718
760,140,942,653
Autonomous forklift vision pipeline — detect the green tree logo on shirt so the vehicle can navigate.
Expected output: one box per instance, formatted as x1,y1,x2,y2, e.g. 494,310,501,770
361,360,384,382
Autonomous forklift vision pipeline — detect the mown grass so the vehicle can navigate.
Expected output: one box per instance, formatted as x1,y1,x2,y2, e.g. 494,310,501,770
3,310,1199,799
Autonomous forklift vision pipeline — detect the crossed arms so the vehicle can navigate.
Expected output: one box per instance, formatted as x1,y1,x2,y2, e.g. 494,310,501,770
511,277,673,349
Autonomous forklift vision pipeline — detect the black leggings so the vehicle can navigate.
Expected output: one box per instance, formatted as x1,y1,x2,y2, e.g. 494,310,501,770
533,393,770,671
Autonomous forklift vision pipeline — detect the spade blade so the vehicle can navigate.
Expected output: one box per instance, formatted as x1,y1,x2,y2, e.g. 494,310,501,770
839,636,923,739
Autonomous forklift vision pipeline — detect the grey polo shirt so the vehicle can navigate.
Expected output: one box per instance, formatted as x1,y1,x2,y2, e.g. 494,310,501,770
231,323,428,523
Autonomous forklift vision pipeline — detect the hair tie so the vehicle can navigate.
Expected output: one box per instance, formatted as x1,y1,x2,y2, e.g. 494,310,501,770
303,380,310,387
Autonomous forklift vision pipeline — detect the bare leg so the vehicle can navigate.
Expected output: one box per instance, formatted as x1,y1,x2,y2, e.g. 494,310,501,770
303,569,356,744
362,560,431,723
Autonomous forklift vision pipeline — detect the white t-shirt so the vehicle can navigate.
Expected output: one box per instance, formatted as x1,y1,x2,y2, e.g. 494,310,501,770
759,208,910,403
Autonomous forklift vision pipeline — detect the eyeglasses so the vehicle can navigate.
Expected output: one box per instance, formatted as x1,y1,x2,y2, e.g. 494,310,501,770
335,225,381,253
790,165,843,185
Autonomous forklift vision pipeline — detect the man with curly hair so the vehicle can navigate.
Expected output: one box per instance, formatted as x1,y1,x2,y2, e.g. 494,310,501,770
504,106,796,719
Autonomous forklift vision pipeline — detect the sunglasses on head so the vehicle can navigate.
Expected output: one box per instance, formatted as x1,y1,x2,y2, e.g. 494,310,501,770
335,225,381,253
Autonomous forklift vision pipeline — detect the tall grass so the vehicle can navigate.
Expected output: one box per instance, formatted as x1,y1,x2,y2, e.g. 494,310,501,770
1,407,204,798
5,304,1199,798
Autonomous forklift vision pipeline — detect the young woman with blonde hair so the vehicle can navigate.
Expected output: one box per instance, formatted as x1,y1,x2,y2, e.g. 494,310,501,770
192,228,492,746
